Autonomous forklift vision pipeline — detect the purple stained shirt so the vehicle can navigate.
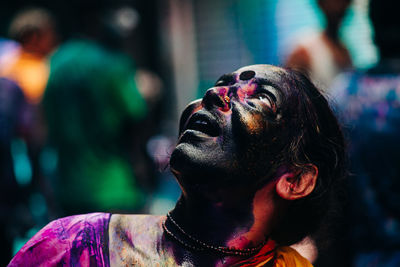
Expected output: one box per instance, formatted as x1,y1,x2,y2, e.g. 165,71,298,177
8,213,111,267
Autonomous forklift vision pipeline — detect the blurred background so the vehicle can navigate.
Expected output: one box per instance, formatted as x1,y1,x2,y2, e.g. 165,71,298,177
1,0,397,266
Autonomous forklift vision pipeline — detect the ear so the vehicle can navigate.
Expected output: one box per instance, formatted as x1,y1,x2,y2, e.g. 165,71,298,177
276,165,318,200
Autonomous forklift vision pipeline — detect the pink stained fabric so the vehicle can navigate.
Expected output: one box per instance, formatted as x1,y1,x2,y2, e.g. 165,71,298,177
8,213,111,267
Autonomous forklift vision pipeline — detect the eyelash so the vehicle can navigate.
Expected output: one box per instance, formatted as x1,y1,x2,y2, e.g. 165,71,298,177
254,92,273,103
250,92,277,113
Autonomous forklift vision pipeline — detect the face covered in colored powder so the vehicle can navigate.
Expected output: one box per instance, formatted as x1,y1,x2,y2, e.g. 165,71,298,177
170,65,290,192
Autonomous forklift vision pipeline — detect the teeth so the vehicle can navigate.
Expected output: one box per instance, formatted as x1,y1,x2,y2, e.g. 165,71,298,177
185,115,218,137
195,120,208,125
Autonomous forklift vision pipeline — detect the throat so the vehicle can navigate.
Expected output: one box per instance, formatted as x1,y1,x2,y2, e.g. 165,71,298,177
162,181,280,266
162,210,277,267
163,211,267,256
167,193,273,252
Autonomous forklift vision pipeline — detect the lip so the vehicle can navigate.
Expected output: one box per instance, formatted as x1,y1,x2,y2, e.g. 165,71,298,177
182,111,221,137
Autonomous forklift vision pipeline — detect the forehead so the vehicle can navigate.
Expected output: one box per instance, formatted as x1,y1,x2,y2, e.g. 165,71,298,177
233,65,288,83
216,65,290,94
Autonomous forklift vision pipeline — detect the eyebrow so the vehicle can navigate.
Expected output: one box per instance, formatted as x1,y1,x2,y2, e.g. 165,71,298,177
254,78,279,90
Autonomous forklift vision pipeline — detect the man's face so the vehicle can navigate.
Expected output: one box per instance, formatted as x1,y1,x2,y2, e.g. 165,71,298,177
170,65,289,190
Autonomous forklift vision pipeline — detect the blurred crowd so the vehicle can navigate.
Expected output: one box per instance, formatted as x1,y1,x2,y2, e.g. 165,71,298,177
1,0,400,266
0,4,180,265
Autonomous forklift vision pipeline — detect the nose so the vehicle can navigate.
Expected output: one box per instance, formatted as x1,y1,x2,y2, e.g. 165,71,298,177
202,87,231,111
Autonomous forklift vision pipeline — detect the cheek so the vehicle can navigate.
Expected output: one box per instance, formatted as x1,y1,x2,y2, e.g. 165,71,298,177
234,114,282,179
241,113,265,135
232,102,266,136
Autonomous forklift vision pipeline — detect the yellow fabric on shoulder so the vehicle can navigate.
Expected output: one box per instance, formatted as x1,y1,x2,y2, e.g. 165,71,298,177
274,246,313,267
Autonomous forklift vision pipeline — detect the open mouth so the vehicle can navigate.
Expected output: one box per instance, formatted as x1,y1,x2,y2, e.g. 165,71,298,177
183,112,220,137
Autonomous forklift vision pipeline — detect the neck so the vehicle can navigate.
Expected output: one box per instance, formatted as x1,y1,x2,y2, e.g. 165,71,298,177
164,181,282,264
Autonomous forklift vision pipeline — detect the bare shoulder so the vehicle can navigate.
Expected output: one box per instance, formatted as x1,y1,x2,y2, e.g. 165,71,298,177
110,214,165,230
109,214,171,266
109,214,166,242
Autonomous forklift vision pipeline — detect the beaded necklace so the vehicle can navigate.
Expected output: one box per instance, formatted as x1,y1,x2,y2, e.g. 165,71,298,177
163,211,268,256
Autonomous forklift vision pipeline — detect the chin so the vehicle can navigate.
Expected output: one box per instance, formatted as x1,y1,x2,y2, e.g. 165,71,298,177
170,143,244,190
169,143,191,175
169,143,210,179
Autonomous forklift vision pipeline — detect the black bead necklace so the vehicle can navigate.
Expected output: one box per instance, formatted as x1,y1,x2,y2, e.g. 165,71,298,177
162,211,267,256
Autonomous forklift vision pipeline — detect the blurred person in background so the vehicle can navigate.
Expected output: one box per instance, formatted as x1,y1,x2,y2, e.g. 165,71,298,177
0,7,58,104
39,4,165,217
1,3,163,263
0,8,58,184
286,0,352,90
42,39,149,215
331,0,400,265
0,8,59,264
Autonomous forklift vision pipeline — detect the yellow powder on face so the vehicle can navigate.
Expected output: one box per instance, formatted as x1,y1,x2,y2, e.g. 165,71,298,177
242,112,264,134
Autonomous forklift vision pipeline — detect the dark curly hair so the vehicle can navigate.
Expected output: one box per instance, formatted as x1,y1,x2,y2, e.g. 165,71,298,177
270,69,347,246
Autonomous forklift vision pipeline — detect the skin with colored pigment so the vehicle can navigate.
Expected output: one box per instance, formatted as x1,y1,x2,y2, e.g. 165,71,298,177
108,65,311,266
10,65,323,266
